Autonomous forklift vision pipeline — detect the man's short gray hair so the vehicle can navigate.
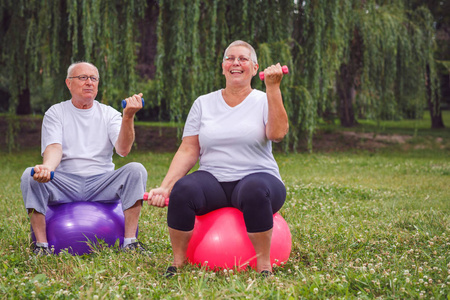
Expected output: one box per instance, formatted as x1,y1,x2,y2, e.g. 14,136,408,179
223,40,258,64
67,62,99,78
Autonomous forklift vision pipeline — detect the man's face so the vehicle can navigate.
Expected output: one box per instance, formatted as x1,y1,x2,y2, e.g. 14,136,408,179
65,63,99,102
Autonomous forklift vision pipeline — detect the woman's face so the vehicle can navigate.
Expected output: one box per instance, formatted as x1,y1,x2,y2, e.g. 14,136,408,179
222,46,258,86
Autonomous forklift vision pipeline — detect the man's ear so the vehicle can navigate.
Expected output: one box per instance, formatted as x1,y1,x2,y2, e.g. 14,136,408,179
65,78,71,90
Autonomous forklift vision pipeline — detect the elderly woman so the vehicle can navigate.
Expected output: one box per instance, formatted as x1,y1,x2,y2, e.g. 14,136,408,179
147,40,289,276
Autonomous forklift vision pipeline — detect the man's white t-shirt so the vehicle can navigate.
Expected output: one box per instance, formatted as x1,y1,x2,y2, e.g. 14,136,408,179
41,100,122,176
183,89,282,182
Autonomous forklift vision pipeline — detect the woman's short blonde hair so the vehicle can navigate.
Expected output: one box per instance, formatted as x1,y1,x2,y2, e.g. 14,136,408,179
223,40,258,64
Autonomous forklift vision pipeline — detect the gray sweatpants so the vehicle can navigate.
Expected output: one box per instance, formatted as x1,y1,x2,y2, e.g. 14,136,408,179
21,162,147,215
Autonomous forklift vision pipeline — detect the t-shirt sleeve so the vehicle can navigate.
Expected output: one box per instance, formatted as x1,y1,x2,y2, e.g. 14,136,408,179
263,93,269,125
106,107,123,151
182,99,201,138
41,106,63,156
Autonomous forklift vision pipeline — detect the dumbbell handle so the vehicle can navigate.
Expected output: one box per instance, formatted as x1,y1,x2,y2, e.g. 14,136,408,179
143,192,169,207
259,66,289,81
122,98,145,108
31,168,54,180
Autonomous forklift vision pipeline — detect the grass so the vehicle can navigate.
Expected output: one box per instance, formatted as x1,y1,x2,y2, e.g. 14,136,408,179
318,110,450,139
0,121,449,299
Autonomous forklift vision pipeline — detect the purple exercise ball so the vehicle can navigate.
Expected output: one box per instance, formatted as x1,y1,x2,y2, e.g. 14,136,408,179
31,201,133,255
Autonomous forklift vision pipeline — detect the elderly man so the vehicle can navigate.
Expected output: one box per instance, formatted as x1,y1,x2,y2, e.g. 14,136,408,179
21,62,148,256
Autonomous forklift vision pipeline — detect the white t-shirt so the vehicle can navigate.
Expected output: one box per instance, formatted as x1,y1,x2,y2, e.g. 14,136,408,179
183,89,282,182
41,100,122,176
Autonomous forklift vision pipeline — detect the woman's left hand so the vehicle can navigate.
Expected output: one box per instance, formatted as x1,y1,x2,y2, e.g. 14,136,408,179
261,63,284,86
145,187,170,208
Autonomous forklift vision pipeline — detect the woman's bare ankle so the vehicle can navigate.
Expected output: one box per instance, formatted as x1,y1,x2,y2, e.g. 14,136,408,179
256,263,272,273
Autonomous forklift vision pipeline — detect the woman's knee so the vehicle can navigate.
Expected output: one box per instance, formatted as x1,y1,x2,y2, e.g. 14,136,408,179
170,177,201,206
167,177,200,230
236,180,271,208
233,173,286,212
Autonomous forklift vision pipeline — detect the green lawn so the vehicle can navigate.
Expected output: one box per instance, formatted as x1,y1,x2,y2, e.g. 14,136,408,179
318,110,450,138
0,121,449,299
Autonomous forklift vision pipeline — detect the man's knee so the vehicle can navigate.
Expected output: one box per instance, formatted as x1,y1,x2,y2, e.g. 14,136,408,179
122,162,147,178
118,163,148,187
122,162,147,176
21,167,33,185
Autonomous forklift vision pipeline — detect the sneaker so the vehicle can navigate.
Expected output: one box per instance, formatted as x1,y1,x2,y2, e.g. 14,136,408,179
32,245,52,256
163,266,177,278
260,270,273,278
122,241,151,255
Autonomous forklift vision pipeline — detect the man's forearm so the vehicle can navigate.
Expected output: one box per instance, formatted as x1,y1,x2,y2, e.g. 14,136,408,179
43,144,63,170
115,116,135,157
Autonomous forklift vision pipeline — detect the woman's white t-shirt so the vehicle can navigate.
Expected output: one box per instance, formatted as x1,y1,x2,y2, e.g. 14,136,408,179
41,100,122,176
183,89,282,182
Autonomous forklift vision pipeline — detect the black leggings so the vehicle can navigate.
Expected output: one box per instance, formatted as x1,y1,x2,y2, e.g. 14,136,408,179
167,171,286,233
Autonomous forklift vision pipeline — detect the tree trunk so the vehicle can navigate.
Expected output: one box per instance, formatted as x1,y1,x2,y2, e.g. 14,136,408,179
136,1,159,79
337,29,363,128
426,64,445,129
428,100,445,129
15,87,31,115
337,63,358,127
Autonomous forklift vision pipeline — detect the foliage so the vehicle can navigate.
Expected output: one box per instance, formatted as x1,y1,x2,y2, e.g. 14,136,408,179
3,114,20,153
0,0,443,151
0,0,147,113
154,0,441,151
354,3,434,121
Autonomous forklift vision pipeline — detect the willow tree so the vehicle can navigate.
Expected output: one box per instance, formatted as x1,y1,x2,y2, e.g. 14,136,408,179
291,0,440,132
349,1,440,127
290,0,354,149
3,0,439,152
154,0,296,149
154,0,440,151
0,0,147,115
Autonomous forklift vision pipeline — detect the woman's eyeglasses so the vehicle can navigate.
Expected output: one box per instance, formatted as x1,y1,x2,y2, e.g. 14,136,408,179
223,56,252,64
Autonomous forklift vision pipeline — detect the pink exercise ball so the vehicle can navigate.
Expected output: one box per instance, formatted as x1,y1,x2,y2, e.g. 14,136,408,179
186,207,291,271
31,201,135,255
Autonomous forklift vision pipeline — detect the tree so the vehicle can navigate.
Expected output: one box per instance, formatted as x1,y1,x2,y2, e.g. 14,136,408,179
0,1,44,115
0,0,148,152
0,0,148,115
0,0,442,152
409,0,449,128
152,0,441,151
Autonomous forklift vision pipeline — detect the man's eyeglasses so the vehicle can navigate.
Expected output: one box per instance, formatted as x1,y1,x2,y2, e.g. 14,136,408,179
223,56,252,64
68,75,99,82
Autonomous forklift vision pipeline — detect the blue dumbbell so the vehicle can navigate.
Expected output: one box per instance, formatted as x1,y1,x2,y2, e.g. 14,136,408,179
122,98,145,108
31,168,54,180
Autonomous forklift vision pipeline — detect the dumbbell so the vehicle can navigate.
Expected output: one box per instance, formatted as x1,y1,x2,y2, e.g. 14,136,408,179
122,98,145,108
143,192,169,207
259,65,289,81
31,168,54,180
